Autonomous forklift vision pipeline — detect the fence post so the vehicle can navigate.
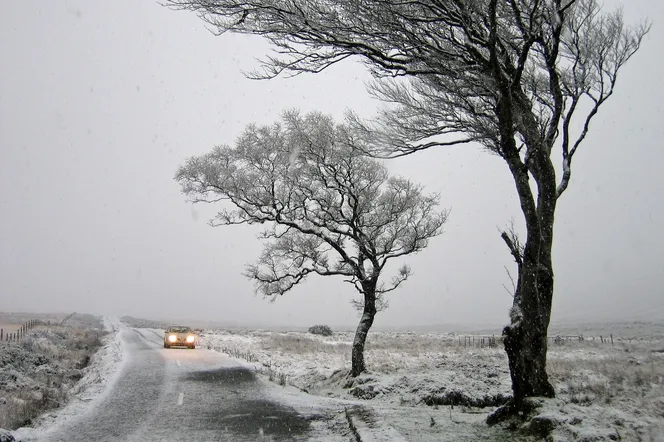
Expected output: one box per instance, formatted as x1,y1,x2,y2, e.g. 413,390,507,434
610,334,614,346
0,329,3,340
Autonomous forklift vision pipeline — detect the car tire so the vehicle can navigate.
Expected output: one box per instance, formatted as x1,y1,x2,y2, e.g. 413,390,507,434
164,343,170,349
189,345,195,350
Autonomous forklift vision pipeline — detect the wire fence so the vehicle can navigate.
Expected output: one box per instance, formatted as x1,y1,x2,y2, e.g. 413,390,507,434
0,319,50,343
454,333,653,348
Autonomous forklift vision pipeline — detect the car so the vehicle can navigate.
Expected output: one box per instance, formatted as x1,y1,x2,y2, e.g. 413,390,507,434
163,325,197,349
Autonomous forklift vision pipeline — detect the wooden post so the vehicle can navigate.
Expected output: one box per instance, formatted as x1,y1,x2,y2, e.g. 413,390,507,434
610,334,614,346
600,335,604,344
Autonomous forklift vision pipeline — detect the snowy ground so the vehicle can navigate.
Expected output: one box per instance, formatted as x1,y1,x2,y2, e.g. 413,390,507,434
198,327,664,441
8,317,126,442
3,318,662,441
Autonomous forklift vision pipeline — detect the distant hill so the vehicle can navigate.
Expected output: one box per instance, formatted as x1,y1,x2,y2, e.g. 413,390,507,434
117,314,664,340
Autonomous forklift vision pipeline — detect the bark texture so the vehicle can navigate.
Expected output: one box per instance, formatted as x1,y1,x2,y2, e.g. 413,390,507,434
351,283,377,377
502,148,557,405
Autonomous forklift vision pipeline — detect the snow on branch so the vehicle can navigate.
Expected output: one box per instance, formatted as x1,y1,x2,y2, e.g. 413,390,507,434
175,109,447,301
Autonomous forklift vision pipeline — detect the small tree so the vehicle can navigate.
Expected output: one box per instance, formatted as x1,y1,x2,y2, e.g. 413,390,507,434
308,325,333,336
175,111,447,376
166,0,649,411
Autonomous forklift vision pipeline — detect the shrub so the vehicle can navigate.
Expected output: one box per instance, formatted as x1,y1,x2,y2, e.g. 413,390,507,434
308,325,333,336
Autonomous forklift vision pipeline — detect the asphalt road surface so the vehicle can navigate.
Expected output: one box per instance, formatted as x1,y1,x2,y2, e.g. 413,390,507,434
41,327,343,442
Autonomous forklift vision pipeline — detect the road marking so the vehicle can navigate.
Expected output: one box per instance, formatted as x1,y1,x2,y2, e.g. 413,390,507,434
176,359,181,367
177,392,184,406
223,413,252,420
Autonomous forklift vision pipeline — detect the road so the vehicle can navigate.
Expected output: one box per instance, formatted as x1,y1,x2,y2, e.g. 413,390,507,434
40,326,347,442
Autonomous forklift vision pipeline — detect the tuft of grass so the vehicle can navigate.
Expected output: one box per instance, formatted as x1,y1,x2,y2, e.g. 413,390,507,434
265,333,349,354
547,347,663,406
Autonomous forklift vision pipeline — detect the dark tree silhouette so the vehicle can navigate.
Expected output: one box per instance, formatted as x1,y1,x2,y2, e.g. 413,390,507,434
176,111,447,376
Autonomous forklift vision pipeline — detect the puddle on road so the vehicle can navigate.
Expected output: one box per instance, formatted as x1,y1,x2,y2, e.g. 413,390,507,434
213,398,311,439
183,366,256,385
185,367,313,440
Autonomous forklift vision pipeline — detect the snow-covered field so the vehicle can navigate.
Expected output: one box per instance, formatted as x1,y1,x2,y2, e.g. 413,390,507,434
3,316,126,442
3,316,662,441
198,326,664,441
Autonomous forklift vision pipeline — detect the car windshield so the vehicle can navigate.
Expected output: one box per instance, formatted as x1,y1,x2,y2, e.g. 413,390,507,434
169,327,191,333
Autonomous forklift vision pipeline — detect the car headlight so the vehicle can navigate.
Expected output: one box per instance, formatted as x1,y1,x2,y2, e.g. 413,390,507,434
168,335,177,343
186,335,195,343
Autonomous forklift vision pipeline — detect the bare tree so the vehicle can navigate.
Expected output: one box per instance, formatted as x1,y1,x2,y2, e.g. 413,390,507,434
165,0,649,412
175,111,447,376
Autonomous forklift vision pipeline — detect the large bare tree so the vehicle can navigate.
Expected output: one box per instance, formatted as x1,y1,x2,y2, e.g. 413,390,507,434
165,0,649,412
175,111,447,376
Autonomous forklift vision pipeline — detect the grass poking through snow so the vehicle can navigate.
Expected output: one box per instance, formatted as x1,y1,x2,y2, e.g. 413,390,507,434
0,316,107,430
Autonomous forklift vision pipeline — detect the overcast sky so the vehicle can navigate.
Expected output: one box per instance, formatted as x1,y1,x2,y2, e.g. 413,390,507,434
1,0,662,329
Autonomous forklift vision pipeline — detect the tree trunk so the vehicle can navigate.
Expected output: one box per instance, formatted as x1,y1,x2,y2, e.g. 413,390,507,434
502,153,557,406
351,283,377,377
503,258,556,404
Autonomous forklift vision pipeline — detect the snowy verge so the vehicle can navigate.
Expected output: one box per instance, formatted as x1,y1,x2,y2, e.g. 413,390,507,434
11,317,127,442
199,328,664,442
198,329,512,407
345,405,407,442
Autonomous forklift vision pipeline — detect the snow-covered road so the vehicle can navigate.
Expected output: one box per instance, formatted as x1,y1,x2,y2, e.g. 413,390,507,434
28,323,345,442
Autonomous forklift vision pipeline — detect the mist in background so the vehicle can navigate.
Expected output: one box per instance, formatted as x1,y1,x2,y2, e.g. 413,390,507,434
1,0,662,329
